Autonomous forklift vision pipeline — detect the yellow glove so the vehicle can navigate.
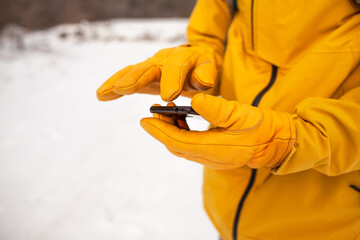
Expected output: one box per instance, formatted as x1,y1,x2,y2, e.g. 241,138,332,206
96,44,218,102
140,93,296,170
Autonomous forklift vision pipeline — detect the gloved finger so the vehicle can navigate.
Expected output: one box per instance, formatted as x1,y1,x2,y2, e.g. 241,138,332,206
140,117,200,151
191,93,263,130
140,117,252,167
160,49,197,102
152,104,175,124
166,102,190,130
174,114,190,130
112,61,161,96
96,65,134,101
189,55,217,91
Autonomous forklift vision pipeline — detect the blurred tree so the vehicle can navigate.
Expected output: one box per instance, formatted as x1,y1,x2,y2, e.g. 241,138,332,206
0,0,196,29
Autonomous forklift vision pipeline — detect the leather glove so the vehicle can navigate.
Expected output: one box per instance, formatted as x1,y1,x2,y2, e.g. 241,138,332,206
140,93,296,170
96,44,219,102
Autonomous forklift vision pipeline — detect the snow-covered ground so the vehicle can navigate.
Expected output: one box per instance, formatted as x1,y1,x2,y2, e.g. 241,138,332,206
0,19,217,240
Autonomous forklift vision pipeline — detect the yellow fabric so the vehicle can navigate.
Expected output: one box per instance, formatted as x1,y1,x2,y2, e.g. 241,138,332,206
96,0,360,239
96,44,219,102
185,0,360,239
141,93,296,170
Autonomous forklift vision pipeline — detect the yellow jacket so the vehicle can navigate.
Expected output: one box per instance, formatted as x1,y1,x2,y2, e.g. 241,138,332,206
187,0,360,239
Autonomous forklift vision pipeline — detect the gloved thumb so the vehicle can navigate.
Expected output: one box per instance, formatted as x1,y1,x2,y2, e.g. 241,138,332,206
191,93,263,130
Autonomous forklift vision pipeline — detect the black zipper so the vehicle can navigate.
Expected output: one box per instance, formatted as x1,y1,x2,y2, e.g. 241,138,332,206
350,184,360,193
232,169,257,240
253,65,278,106
250,0,255,50
233,0,238,11
232,65,278,240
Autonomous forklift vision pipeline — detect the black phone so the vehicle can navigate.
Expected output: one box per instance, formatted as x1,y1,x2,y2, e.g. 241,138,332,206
150,106,199,116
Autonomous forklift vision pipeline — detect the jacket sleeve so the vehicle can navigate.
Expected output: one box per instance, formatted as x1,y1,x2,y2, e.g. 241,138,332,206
187,0,231,58
187,0,232,94
272,86,360,176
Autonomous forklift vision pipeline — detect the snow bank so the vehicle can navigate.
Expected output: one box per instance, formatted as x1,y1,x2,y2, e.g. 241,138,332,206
0,19,217,240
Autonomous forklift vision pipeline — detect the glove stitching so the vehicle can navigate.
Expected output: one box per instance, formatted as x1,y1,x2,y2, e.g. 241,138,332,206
168,144,258,166
98,89,116,97
278,114,295,164
245,146,261,168
169,147,242,166
195,60,212,68
145,120,294,147
113,65,160,91
267,114,294,168
193,61,216,88
219,112,264,134
166,52,198,101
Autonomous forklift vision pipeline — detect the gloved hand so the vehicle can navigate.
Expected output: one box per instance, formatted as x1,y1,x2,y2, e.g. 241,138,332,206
96,44,219,102
151,102,190,131
140,93,296,170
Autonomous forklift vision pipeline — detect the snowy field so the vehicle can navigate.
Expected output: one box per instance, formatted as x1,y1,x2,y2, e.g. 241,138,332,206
0,19,217,240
